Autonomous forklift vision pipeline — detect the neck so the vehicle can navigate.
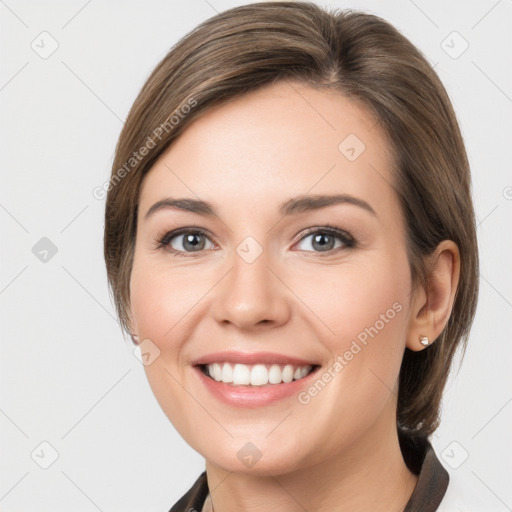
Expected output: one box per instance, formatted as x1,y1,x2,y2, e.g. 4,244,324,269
204,413,418,512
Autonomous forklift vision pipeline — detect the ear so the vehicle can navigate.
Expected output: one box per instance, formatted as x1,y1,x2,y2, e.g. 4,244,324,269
406,240,460,351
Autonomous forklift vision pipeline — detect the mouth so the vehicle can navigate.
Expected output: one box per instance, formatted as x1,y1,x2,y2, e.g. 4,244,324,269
191,351,321,407
198,362,318,386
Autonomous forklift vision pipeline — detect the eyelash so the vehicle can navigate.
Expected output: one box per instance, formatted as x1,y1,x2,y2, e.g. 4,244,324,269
156,224,356,258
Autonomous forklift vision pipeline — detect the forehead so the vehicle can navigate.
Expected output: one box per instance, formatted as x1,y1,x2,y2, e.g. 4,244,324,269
139,80,398,221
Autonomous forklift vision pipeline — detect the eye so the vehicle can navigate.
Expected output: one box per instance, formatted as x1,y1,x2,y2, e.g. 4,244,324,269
157,225,355,257
158,228,215,256
295,226,354,253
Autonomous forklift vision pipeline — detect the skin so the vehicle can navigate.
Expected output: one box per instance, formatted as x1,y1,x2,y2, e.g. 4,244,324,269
129,80,460,512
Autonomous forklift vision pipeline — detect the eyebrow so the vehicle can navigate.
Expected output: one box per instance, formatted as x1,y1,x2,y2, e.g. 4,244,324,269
144,193,377,220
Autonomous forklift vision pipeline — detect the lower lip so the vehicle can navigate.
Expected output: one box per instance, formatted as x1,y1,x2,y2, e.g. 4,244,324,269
194,366,319,408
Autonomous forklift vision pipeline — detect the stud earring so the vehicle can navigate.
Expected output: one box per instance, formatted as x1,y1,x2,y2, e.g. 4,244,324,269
419,335,429,346
131,334,139,345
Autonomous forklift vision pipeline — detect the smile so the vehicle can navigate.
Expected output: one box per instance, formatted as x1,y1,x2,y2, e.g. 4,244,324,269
192,351,320,407
201,362,315,386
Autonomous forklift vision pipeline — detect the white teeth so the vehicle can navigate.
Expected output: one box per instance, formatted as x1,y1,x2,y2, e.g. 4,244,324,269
221,362,233,383
205,362,313,386
268,364,282,384
282,365,294,383
232,364,250,385
212,363,222,382
250,364,268,386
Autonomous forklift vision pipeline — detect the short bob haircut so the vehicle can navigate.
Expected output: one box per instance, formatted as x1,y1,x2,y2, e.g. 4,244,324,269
104,1,479,440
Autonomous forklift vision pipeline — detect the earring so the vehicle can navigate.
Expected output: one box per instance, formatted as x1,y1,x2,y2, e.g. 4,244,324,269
419,335,429,346
131,334,139,345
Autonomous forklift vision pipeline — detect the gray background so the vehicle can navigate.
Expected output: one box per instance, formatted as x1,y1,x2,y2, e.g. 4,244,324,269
1,0,511,510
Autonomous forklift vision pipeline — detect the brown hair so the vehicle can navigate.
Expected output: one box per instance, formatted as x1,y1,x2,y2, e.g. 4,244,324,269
104,1,479,438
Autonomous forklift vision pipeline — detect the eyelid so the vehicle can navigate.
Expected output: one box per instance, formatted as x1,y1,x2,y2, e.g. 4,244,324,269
293,224,353,242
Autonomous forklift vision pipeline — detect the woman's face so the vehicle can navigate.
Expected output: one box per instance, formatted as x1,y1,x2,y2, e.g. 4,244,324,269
130,81,417,474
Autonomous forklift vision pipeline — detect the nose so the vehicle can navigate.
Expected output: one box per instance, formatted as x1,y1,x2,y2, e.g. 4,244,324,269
210,247,291,331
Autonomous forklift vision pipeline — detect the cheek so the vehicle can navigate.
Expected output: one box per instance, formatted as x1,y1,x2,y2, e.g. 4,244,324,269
280,258,411,456
130,257,200,349
129,256,204,437
292,255,411,402
294,255,410,345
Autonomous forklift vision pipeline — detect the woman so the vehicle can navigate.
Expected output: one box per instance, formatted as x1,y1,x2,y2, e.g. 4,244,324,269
103,2,479,510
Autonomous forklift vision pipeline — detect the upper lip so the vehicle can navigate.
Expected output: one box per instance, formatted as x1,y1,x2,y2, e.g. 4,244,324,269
192,351,318,366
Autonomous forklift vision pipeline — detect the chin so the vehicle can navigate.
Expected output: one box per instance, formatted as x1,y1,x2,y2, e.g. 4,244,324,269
192,430,314,477
205,449,308,477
